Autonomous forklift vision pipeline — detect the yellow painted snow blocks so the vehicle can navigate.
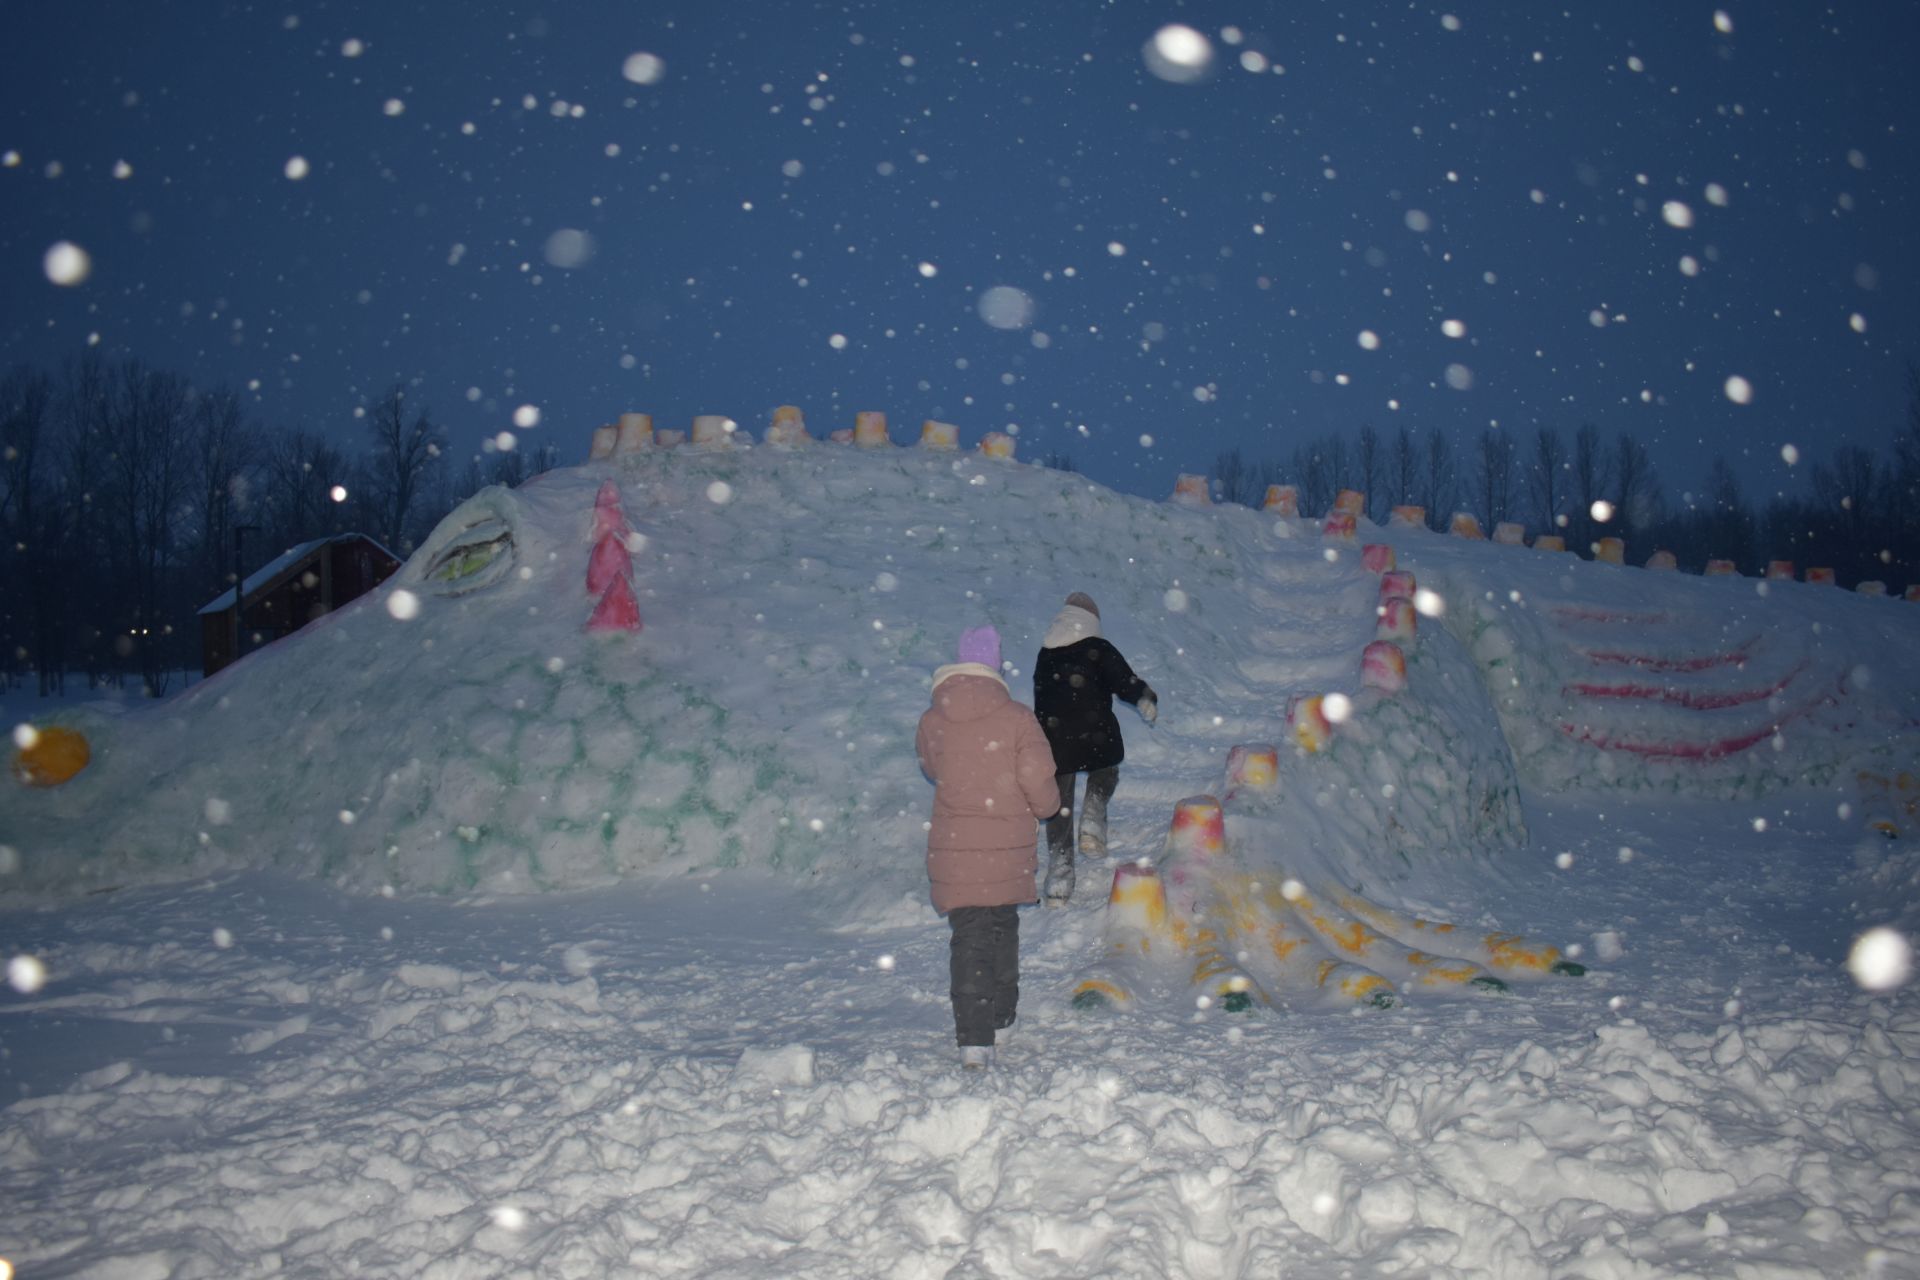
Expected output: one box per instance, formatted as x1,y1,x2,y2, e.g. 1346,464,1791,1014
1287,694,1333,754
1264,484,1299,517
1449,512,1485,540
1166,795,1226,859
1704,559,1738,576
691,414,735,448
853,410,891,448
1806,567,1836,586
979,431,1016,460
1327,886,1585,978
1172,473,1212,505
1594,537,1625,565
764,405,808,445
1646,550,1678,571
589,424,618,460
1332,489,1366,519
1224,744,1279,800
1493,521,1526,546
11,724,91,787
1389,505,1426,528
918,419,959,451
1533,535,1566,552
617,411,654,453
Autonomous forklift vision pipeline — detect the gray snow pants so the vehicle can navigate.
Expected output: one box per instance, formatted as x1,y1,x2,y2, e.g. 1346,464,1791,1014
948,904,1019,1047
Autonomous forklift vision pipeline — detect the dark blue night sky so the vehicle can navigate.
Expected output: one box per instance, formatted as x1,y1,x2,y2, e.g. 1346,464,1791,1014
4,1,1916,504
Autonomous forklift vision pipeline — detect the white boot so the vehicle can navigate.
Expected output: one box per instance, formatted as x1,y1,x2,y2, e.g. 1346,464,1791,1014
1043,848,1075,905
960,1045,994,1071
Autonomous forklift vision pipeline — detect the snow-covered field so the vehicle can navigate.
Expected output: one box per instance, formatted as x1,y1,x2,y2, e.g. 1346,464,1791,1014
4,435,1918,1277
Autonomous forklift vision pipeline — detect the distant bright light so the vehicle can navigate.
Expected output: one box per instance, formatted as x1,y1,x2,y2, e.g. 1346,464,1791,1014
43,241,91,285
491,1205,529,1231
1713,10,1734,34
876,954,896,971
1144,24,1213,83
7,955,46,994
329,484,349,503
1322,692,1353,723
1724,375,1754,405
622,52,665,84
513,404,541,429
1660,201,1694,228
917,261,938,278
1357,330,1380,350
1850,313,1868,333
1138,434,1154,448
1441,318,1467,338
1440,14,1462,31
1107,241,1127,257
386,589,421,621
213,927,234,948
1849,927,1912,990
284,155,310,180
1590,499,1615,523
543,229,595,268
781,159,804,178
977,285,1036,330
1781,443,1800,466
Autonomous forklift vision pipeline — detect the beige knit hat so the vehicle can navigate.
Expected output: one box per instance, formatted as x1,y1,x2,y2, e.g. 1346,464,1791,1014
1064,591,1100,619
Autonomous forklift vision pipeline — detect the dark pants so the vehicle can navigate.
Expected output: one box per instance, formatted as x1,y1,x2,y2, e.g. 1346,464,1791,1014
1045,766,1119,859
948,904,1019,1047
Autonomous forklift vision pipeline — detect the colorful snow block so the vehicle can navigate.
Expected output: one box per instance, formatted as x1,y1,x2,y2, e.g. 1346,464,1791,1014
829,428,854,444
1361,544,1396,574
586,574,642,634
1264,484,1299,517
616,412,653,454
1907,586,1920,602
979,431,1016,460
587,533,632,597
918,419,959,451
1166,795,1226,859
1172,474,1212,505
1766,560,1795,581
853,411,891,448
1377,597,1419,644
1704,559,1737,576
764,405,810,445
1361,640,1408,694
691,414,734,447
1379,570,1416,602
1806,567,1836,586
1332,489,1366,519
1107,862,1171,936
655,429,687,447
1594,537,1625,565
1389,505,1427,528
1646,550,1678,571
1224,744,1279,798
11,724,90,787
589,424,618,460
1449,512,1485,540
1532,535,1566,552
1493,522,1526,546
1321,512,1357,540
1288,694,1333,754
1858,581,1888,597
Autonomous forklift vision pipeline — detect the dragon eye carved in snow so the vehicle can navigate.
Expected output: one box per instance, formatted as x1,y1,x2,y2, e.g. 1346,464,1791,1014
423,517,516,596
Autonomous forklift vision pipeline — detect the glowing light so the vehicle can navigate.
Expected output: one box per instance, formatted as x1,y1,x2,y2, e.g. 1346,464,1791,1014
1660,201,1694,228
874,572,898,592
1107,241,1127,257
1850,313,1868,333
876,954,896,971
917,261,938,278
1723,375,1753,405
1322,692,1352,723
1555,852,1575,869
491,1205,529,1231
112,159,132,179
7,955,46,994
285,155,310,180
43,241,91,285
12,723,38,750
1704,183,1729,206
1404,209,1431,232
1781,443,1800,466
386,589,421,621
1848,927,1912,991
1413,587,1446,617
623,52,665,84
1144,24,1213,83
828,333,847,350
330,484,348,502
1590,499,1615,523
204,797,232,825
1441,318,1466,338
383,98,406,117
1713,10,1734,34
1138,434,1154,448
493,431,516,452
513,404,541,429
1357,330,1380,350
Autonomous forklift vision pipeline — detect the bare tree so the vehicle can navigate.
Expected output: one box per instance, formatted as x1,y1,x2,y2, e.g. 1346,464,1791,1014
1289,438,1334,517
1527,427,1567,536
1355,424,1382,521
1613,433,1660,539
0,366,54,689
1419,431,1455,529
100,362,195,693
1571,423,1611,555
1212,448,1260,506
1473,428,1516,530
1392,426,1419,511
188,386,261,604
364,385,445,554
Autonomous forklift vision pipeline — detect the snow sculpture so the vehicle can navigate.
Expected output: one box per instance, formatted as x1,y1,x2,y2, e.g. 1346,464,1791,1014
1532,535,1566,552
1224,744,1279,800
1377,597,1418,644
1806,567,1835,586
918,419,959,451
853,411,890,448
1907,586,1920,602
1858,581,1887,597
590,425,618,460
1362,543,1395,574
1167,794,1227,859
1449,512,1485,539
1172,474,1212,505
585,482,642,635
1389,505,1426,528
1332,489,1365,519
1287,694,1332,754
1263,485,1298,517
1493,522,1526,546
828,428,854,444
691,415,734,448
1320,512,1357,540
979,431,1015,460
655,429,687,447
1361,640,1408,694
1766,560,1795,581
592,480,629,540
1858,769,1920,837
1646,550,1678,571
11,724,91,787
617,412,653,454
764,405,810,446
1379,570,1416,603
587,575,642,634
1704,559,1737,576
587,533,632,597
1594,537,1625,565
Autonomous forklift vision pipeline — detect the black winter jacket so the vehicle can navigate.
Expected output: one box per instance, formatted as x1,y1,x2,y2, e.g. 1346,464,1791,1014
1033,637,1150,774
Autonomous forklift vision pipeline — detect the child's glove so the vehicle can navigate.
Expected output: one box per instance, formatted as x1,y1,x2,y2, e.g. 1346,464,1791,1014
1138,691,1158,725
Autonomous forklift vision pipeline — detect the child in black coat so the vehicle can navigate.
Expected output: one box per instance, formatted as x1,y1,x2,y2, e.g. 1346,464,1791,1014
1032,591,1157,904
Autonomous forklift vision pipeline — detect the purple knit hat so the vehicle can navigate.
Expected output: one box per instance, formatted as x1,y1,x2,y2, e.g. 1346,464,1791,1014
957,625,1002,668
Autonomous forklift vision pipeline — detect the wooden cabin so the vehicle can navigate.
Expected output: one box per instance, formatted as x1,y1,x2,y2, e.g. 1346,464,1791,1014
199,534,399,675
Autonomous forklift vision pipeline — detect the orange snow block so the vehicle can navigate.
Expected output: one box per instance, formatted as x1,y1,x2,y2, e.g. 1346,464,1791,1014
691,414,734,447
918,419,959,451
1389,505,1427,528
1532,535,1566,552
764,405,810,445
1288,694,1333,754
828,428,854,444
1594,537,1625,565
1379,570,1416,602
11,724,90,787
1172,474,1212,505
1766,560,1795,581
1377,597,1419,644
1361,544,1396,574
1449,512,1485,539
1332,489,1366,519
587,532,632,597
1166,795,1226,859
589,424,618,460
1493,522,1527,546
1106,862,1171,938
586,574,642,634
1224,744,1279,798
616,412,653,454
1361,640,1407,694
1805,567,1836,586
1704,559,1738,576
1264,484,1299,517
1646,550,1678,571
979,431,1016,460
1857,581,1888,597
853,411,891,448
1321,511,1357,540
655,428,687,447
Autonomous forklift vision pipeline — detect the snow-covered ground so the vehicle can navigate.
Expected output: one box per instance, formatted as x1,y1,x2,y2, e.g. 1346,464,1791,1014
4,434,1918,1278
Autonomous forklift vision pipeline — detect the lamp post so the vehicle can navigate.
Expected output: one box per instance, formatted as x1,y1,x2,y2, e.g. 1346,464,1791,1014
231,524,260,666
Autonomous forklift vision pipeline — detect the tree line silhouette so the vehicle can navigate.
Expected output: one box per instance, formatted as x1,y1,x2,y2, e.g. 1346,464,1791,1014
0,355,556,698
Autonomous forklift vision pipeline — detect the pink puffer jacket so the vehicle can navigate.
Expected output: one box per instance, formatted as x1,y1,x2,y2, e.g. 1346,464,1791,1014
915,663,1061,913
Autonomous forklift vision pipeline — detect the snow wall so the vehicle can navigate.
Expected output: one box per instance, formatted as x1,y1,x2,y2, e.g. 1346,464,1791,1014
4,435,1915,903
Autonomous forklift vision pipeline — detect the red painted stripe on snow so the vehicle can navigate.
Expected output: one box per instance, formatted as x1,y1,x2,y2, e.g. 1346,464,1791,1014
1579,639,1756,672
1563,660,1808,710
1552,606,1671,625
1556,682,1837,760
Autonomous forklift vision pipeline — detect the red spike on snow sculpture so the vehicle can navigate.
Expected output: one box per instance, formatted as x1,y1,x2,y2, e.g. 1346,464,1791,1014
1361,641,1408,694
592,481,630,540
587,575,642,634
1362,544,1395,574
587,533,632,596
854,411,891,448
1287,694,1333,754
1377,597,1418,644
